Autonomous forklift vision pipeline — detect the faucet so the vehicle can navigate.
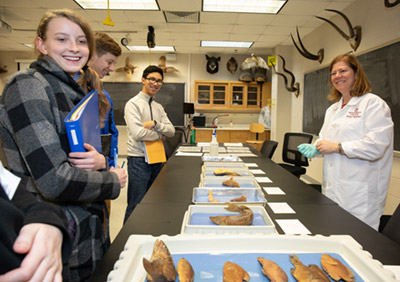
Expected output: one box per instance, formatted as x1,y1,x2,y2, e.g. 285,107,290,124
212,114,229,127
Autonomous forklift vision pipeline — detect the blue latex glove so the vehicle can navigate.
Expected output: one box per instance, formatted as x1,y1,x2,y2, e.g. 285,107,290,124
297,143,319,158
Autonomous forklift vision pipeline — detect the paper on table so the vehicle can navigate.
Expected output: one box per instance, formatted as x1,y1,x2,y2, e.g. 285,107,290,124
196,142,210,147
249,169,265,174
255,176,272,183
224,142,243,147
276,219,311,234
244,163,258,167
263,187,286,195
268,202,296,214
231,153,258,157
175,151,203,157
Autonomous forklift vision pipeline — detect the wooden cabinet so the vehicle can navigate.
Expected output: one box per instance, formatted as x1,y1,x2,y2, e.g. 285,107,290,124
194,82,228,109
195,129,212,142
229,130,249,143
195,129,270,144
229,82,262,109
216,130,230,143
195,81,268,112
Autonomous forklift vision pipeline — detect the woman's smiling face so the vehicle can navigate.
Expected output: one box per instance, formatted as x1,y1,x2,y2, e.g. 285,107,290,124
36,16,89,76
330,60,357,96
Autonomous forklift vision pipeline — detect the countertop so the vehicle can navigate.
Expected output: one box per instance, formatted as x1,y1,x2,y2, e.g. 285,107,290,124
195,124,271,130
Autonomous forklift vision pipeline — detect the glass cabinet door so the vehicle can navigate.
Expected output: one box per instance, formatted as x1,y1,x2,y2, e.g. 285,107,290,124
247,85,260,107
231,85,244,106
212,85,226,105
197,85,210,104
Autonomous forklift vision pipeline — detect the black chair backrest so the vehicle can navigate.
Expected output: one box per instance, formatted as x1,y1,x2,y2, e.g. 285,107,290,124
382,204,400,245
164,131,184,159
260,140,278,159
282,132,313,167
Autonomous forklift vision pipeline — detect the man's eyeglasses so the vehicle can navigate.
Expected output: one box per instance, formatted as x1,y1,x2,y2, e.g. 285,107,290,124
146,77,163,84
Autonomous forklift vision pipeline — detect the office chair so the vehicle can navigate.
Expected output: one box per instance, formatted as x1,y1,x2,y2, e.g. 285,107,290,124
278,132,313,178
260,140,278,159
246,123,265,150
382,204,400,245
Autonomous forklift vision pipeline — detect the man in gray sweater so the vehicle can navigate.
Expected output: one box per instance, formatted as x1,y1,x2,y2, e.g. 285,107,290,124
124,65,175,222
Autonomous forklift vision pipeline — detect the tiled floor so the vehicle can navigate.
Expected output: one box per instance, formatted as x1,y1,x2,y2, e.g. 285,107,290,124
109,157,128,242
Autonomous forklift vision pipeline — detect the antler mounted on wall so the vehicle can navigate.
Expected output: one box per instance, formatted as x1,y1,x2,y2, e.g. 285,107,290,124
385,0,400,7
291,26,324,63
271,55,300,97
316,9,362,51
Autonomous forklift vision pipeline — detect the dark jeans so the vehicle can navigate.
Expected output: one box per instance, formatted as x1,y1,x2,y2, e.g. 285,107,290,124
124,156,164,223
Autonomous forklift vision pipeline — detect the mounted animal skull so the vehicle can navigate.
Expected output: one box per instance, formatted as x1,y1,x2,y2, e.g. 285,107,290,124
316,9,362,51
239,54,269,82
291,26,324,63
158,56,179,73
271,55,300,97
115,57,138,80
205,55,221,74
385,0,400,7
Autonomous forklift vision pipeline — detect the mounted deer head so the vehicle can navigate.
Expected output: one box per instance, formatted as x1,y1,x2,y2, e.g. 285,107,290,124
316,9,362,51
291,26,324,63
385,0,400,7
271,55,300,97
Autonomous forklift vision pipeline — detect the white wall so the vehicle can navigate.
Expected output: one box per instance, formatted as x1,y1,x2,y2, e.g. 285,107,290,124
271,0,400,214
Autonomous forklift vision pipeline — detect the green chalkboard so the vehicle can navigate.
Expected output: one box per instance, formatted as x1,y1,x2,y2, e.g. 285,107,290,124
303,41,400,150
103,82,185,127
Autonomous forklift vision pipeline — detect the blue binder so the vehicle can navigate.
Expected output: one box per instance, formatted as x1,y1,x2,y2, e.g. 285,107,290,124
64,90,102,152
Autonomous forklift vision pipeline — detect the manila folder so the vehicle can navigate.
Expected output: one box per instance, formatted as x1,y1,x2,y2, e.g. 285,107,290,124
143,139,166,164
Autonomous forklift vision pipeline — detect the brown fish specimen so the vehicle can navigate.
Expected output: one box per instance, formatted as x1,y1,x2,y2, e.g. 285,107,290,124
177,257,194,282
222,177,240,187
289,254,330,282
208,190,220,202
321,254,355,281
230,195,247,202
209,203,253,225
214,168,241,176
257,257,288,282
223,261,250,282
143,239,177,282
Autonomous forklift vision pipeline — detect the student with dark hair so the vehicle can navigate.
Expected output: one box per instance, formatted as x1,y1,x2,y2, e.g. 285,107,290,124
124,65,175,222
0,9,127,281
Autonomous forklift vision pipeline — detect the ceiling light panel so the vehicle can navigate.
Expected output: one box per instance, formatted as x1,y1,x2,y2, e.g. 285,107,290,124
74,0,159,10
126,46,176,52
202,0,287,14
201,40,253,48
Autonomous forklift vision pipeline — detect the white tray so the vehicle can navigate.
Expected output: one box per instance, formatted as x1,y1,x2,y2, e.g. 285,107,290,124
200,176,260,188
203,162,248,169
107,234,397,282
192,188,267,205
201,156,242,162
180,204,276,235
202,167,252,177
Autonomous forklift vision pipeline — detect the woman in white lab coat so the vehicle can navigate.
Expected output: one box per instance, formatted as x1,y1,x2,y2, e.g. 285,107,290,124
298,54,393,230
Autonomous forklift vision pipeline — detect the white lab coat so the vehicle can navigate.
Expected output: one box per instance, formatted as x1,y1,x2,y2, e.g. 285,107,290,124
316,93,393,230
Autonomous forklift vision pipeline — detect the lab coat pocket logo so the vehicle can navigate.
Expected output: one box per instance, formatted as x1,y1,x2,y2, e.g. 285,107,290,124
346,108,362,118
